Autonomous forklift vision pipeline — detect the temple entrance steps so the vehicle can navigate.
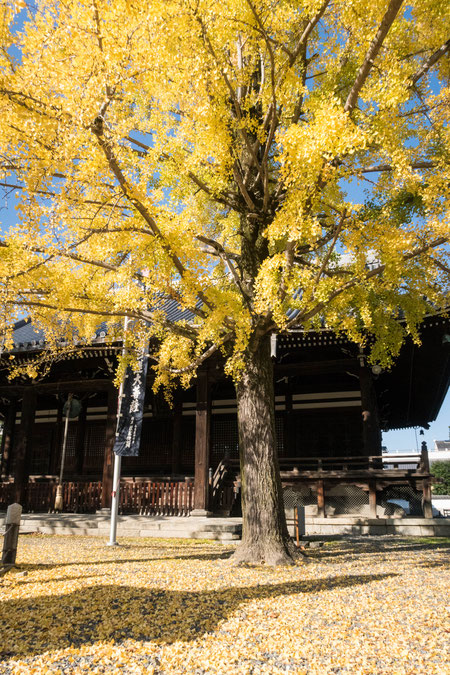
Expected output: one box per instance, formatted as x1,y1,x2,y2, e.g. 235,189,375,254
0,513,243,541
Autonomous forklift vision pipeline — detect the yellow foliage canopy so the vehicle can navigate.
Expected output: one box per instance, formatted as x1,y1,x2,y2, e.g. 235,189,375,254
0,0,449,380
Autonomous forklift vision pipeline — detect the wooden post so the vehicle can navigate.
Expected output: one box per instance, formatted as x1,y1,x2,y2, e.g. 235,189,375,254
422,479,433,519
317,479,325,518
369,480,377,518
192,369,211,515
1,503,22,568
420,440,430,472
13,388,36,505
75,402,87,476
420,442,433,518
294,504,305,546
171,398,182,476
359,359,381,456
101,386,117,509
0,399,17,479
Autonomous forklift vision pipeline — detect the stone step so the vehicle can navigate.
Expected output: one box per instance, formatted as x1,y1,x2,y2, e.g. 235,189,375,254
0,514,243,541
3,513,448,539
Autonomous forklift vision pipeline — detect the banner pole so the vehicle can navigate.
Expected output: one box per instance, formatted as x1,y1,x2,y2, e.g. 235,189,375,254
108,454,121,546
108,315,129,547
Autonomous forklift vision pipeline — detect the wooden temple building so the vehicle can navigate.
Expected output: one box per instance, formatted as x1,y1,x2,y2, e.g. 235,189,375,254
0,309,449,519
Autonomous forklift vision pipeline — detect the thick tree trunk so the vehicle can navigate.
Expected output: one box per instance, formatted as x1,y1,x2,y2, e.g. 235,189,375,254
233,336,296,565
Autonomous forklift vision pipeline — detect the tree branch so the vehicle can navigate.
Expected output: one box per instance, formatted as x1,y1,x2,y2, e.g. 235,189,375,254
193,11,262,175
344,0,404,114
244,0,279,210
0,181,129,211
288,0,331,69
232,161,256,210
410,37,450,86
161,331,234,374
91,117,215,312
286,236,448,329
311,211,347,289
351,160,435,174
125,135,235,209
196,235,254,310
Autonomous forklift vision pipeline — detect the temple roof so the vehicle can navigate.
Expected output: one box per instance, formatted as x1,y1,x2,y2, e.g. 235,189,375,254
7,297,194,352
3,309,450,433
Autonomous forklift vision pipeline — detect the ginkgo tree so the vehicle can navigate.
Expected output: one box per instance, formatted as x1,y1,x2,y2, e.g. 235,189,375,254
1,0,449,564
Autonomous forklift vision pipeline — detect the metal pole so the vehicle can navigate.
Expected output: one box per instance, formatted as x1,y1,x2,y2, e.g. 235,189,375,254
107,315,129,546
54,393,72,511
107,453,121,546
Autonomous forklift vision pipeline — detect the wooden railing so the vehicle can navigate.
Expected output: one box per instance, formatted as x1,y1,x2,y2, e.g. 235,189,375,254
0,481,15,511
0,479,194,516
223,453,428,475
119,480,193,516
0,451,430,517
26,481,103,513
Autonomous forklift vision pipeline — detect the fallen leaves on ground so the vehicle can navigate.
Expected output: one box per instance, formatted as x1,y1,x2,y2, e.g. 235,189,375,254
0,534,449,674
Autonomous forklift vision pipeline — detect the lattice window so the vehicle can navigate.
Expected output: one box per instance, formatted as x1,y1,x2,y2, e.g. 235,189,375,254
122,418,173,473
275,415,284,456
83,421,107,473
31,424,54,474
180,417,195,473
383,485,423,516
290,410,363,457
326,485,370,515
211,417,239,466
210,415,285,467
55,425,77,474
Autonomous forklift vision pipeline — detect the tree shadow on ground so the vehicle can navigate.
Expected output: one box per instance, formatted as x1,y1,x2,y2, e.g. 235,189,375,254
0,573,397,659
311,540,450,560
415,559,450,569
17,550,233,572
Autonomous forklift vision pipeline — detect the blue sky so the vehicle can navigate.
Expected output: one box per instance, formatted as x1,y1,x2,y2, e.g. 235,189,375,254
382,390,449,453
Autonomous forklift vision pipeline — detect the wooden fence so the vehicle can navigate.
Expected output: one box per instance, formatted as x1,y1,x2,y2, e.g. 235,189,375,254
0,480,194,516
120,480,193,516
0,482,15,511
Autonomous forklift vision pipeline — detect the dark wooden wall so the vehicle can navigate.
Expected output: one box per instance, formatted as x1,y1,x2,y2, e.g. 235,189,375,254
19,404,364,481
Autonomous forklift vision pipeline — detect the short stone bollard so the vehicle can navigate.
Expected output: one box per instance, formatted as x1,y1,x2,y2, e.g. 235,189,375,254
2,503,23,567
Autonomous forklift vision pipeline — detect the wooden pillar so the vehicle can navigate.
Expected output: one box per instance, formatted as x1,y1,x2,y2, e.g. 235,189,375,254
101,386,117,509
1,399,17,479
359,360,381,457
13,388,36,505
317,479,325,518
192,369,211,515
285,391,294,457
75,403,87,476
171,398,182,476
369,480,377,518
49,398,63,475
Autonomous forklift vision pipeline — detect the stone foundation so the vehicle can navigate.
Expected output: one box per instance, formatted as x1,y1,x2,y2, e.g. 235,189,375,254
287,516,450,537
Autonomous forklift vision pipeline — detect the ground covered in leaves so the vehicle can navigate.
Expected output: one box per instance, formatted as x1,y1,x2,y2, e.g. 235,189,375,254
0,535,449,674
